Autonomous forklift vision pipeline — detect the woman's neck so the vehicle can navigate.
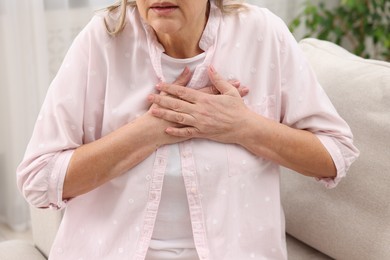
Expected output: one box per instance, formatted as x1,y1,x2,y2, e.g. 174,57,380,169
156,1,210,59
157,31,204,59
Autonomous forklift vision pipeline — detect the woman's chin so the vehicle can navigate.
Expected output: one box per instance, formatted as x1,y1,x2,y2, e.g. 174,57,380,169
150,21,181,36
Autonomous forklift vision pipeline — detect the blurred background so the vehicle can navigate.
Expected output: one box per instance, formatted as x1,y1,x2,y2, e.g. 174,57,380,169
2,0,387,242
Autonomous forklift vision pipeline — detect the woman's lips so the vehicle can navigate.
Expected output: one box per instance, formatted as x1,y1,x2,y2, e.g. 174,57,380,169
150,5,178,15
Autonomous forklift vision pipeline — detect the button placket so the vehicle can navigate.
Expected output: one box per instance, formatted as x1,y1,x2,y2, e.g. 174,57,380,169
180,141,210,259
134,146,168,259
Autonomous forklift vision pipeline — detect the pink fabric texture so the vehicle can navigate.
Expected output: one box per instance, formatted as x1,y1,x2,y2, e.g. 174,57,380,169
17,3,358,260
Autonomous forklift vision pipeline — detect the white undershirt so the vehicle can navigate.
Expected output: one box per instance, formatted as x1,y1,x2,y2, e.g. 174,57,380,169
145,52,206,260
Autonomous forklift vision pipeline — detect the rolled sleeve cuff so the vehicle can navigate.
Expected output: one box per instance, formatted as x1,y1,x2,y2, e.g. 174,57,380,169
315,135,346,189
47,149,74,210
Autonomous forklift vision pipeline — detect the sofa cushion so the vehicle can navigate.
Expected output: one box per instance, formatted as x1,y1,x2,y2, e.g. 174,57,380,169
286,234,332,260
30,207,63,258
0,240,46,260
281,38,390,259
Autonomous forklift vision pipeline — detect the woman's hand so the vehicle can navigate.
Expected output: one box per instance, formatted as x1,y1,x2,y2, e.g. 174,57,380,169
140,67,194,146
147,66,250,144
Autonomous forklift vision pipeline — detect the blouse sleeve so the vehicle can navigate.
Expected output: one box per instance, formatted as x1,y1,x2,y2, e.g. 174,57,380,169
274,15,359,188
16,18,94,209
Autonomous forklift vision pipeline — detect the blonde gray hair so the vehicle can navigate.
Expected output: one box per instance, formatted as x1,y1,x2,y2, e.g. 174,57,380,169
104,0,245,36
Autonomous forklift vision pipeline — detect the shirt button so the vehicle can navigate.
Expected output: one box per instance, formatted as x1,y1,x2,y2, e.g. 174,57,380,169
145,175,152,181
157,158,165,165
151,193,159,201
191,187,197,194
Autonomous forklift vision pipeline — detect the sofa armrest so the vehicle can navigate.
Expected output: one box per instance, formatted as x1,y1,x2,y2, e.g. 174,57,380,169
286,234,333,260
30,207,63,258
0,240,46,260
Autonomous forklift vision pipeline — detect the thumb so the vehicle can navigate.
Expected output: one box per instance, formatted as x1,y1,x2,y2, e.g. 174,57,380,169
172,66,192,86
158,67,191,96
208,66,240,97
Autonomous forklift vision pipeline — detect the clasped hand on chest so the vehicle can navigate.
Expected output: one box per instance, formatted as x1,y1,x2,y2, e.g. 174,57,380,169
147,66,250,144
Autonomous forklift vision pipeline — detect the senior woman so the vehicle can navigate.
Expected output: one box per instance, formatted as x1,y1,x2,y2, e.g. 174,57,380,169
17,0,359,259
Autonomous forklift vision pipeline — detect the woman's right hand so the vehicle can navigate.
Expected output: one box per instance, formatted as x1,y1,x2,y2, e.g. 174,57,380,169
139,67,193,146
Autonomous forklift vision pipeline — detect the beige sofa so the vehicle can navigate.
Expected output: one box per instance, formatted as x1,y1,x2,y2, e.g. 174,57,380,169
1,38,389,260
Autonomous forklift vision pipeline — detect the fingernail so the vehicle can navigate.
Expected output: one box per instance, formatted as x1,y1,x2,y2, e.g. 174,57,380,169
231,80,240,86
155,82,162,90
147,94,154,102
209,65,216,74
151,108,159,115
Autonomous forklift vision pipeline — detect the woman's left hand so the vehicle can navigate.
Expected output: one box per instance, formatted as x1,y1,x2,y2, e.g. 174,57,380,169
147,66,252,144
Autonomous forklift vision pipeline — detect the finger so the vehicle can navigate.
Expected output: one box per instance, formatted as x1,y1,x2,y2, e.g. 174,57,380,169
172,66,192,86
165,126,200,138
198,80,249,97
151,107,196,126
197,85,219,95
197,84,235,95
157,66,190,97
229,81,250,97
156,83,199,104
148,92,194,113
208,66,241,97
229,80,240,89
237,86,250,97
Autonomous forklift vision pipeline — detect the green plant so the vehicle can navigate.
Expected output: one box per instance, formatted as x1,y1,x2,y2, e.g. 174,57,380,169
290,0,390,61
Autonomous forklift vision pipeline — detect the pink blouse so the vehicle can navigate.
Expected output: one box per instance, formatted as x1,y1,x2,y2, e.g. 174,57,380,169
17,2,359,260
